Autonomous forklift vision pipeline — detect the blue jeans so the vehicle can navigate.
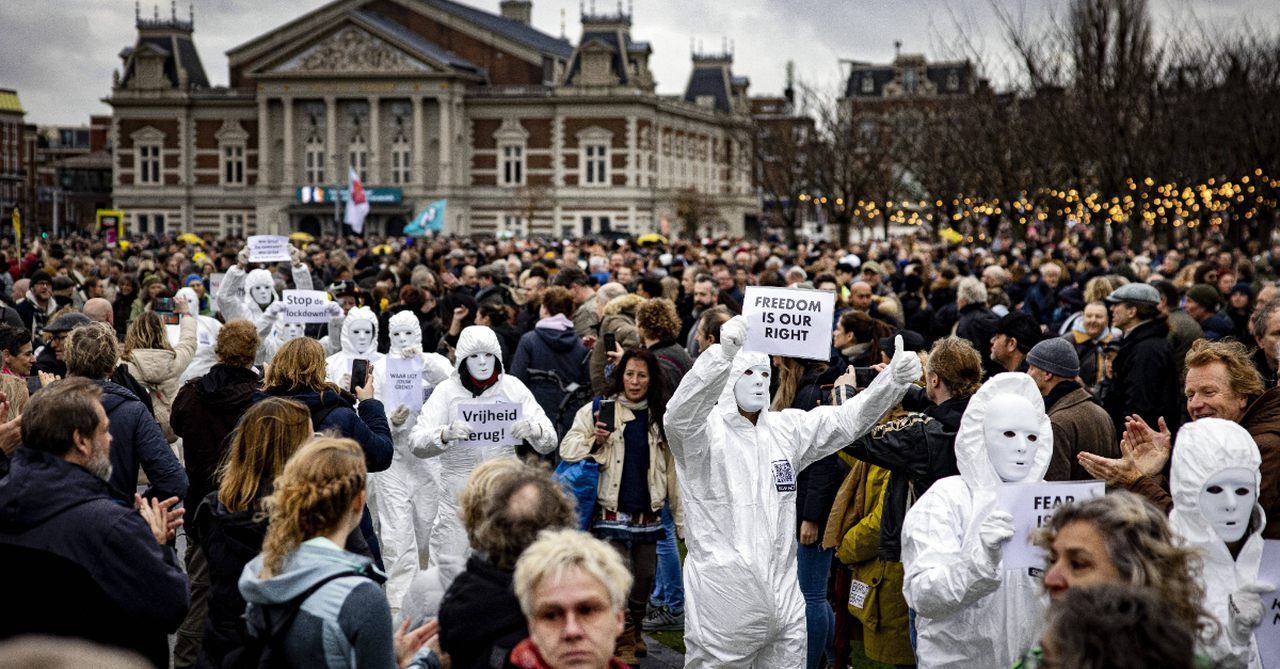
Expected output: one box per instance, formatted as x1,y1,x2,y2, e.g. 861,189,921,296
797,542,834,669
650,503,684,612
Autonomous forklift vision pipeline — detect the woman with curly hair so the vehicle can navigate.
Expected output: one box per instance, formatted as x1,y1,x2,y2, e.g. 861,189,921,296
1014,490,1218,668
238,437,432,668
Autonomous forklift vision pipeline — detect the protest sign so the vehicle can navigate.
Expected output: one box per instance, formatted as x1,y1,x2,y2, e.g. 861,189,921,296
247,235,291,263
455,401,523,447
742,286,835,361
995,480,1104,570
281,289,331,324
385,355,425,413
1258,540,1280,668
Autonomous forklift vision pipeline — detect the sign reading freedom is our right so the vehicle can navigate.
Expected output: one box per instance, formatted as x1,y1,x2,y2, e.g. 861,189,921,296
743,286,836,361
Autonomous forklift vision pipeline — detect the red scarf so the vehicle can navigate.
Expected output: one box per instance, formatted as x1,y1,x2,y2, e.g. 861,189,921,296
508,638,629,669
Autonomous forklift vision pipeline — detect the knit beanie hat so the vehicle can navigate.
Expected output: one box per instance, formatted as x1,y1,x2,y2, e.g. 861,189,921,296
1027,338,1081,378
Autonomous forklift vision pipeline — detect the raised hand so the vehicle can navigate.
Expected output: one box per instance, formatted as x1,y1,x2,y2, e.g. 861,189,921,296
888,334,922,384
720,315,746,359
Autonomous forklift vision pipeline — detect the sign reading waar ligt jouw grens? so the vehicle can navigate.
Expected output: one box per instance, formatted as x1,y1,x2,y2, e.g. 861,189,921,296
455,401,523,447
743,286,836,362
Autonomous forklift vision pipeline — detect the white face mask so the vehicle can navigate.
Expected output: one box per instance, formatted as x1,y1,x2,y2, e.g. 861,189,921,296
281,322,306,341
250,284,273,307
466,352,496,380
390,326,418,351
982,394,1044,483
1198,467,1257,544
349,323,374,353
734,364,771,413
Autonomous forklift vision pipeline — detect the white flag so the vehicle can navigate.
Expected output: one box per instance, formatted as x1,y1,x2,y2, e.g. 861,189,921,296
346,167,370,234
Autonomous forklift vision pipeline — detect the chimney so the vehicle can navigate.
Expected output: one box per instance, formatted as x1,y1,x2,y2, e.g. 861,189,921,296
500,0,532,25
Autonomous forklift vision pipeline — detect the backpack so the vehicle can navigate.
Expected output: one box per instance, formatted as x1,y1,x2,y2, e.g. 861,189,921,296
223,571,354,669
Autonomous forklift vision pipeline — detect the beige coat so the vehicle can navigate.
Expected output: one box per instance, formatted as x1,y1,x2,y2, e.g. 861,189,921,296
560,398,682,533
124,314,198,443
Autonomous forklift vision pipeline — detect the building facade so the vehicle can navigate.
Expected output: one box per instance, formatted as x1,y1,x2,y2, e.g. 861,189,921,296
0,89,36,236
107,0,756,239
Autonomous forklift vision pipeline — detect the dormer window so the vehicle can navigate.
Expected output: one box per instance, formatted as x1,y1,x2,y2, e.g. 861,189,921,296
861,76,874,94
947,71,960,91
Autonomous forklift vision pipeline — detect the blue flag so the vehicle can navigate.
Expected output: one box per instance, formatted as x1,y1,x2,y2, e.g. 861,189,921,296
404,199,446,236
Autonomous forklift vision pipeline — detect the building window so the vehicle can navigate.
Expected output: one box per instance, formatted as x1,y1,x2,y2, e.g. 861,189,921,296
136,213,166,235
138,144,161,185
349,141,368,183
305,136,325,183
501,214,528,238
903,68,918,94
500,144,525,187
582,143,609,186
222,144,245,186
947,71,960,91
391,137,411,185
223,213,245,238
861,76,874,93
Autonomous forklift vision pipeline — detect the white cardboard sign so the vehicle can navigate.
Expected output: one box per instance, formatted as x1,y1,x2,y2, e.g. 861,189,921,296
995,480,1105,570
281,290,331,324
209,272,226,313
742,286,835,361
247,235,291,263
456,401,523,447
385,355,425,413
1258,540,1280,668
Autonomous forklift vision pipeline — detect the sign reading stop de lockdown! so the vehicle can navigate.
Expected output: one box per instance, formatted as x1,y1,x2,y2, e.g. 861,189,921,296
247,235,291,263
455,401,523,447
280,290,331,324
742,286,836,361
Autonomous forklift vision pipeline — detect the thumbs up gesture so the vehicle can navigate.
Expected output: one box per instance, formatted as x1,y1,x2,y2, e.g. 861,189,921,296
888,334,922,384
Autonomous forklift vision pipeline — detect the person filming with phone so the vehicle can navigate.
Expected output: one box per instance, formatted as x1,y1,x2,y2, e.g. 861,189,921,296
559,347,679,665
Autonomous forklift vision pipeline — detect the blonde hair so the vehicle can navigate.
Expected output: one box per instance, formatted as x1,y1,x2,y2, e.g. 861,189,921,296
1183,338,1265,400
217,398,313,513
513,528,633,618
122,311,172,360
458,456,526,544
258,438,366,578
0,374,29,420
264,337,331,394
771,357,807,411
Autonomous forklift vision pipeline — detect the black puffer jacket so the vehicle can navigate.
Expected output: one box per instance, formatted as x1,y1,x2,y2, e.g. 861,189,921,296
170,364,260,511
840,394,968,562
510,324,590,438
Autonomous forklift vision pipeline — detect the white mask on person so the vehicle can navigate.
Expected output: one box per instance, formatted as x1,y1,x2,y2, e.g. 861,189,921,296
250,284,273,307
466,352,496,380
982,394,1044,483
280,322,306,341
1199,467,1257,543
349,322,375,353
734,364,771,413
390,325,418,352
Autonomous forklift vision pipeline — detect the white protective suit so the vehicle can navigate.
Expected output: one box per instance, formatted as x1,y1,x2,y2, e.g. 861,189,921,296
371,310,454,612
901,373,1053,669
175,286,223,385
215,259,313,364
324,306,385,391
662,328,918,668
409,325,557,578
1168,418,1269,669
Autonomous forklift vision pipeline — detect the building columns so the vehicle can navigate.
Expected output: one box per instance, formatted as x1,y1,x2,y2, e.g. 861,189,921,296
257,97,271,187
325,95,337,184
367,96,379,183
437,95,451,188
411,96,425,185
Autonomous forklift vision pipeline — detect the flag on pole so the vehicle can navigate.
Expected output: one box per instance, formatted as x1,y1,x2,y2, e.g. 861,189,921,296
346,168,370,234
404,199,447,236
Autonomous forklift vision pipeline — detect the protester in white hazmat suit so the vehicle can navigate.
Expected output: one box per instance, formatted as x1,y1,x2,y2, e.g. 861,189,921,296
324,306,385,392
175,285,224,385
1168,418,1272,669
409,325,556,580
215,245,313,364
662,315,922,668
901,372,1052,669
370,310,453,612
258,295,345,363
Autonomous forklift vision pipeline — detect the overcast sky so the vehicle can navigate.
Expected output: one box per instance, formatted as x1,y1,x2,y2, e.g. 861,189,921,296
2,0,1277,126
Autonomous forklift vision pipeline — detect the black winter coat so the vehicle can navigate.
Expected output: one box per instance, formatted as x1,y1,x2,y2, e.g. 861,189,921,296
439,554,529,669
511,325,591,438
1105,318,1181,436
0,448,190,668
171,364,260,511
96,379,188,502
841,394,968,562
955,303,1000,372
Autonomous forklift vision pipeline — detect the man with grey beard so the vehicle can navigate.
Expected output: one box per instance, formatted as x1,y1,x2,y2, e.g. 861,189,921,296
0,377,190,667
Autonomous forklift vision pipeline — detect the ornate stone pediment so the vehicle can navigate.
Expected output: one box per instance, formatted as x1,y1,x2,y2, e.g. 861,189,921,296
274,26,433,75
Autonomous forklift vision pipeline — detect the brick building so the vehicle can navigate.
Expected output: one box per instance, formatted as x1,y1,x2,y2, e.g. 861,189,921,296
107,0,756,239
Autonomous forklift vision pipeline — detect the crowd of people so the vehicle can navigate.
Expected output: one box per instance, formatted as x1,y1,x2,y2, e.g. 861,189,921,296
0,228,1277,668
